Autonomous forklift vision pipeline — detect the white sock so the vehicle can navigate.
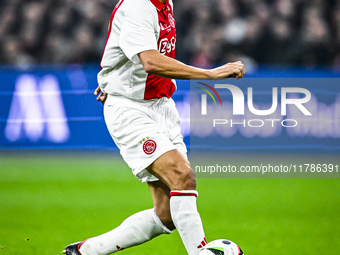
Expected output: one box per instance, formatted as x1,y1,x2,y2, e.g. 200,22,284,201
170,190,206,255
79,209,173,255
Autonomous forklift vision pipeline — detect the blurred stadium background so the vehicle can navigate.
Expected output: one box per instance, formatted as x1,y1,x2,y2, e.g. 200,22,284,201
0,0,339,254
1,0,340,68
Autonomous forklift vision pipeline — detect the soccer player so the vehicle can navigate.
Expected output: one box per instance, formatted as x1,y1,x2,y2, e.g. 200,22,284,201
63,0,245,254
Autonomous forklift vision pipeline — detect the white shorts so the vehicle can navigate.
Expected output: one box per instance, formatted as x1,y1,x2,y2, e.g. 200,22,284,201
104,95,187,183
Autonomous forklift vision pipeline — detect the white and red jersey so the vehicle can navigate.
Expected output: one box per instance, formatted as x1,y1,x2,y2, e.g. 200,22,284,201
98,0,177,100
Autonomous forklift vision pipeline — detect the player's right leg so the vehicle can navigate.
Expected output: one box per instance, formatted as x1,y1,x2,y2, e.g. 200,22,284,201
68,208,172,255
63,183,175,255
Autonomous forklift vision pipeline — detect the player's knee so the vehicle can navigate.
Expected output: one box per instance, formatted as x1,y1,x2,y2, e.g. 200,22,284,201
171,161,196,191
182,169,196,190
158,214,175,231
154,206,175,230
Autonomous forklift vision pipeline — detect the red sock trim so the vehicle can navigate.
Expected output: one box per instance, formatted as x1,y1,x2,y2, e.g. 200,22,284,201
169,191,198,198
78,238,91,250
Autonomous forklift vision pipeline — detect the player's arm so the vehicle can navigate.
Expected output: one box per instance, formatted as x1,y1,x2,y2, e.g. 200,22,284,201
138,50,245,80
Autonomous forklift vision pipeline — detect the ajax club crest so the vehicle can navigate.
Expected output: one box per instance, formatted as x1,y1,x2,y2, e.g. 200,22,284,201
142,139,157,155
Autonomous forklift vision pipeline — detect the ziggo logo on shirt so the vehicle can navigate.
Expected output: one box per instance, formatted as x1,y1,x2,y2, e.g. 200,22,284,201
158,36,176,55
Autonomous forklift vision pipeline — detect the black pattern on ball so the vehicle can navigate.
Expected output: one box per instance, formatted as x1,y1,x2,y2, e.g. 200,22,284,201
222,240,231,245
206,248,224,255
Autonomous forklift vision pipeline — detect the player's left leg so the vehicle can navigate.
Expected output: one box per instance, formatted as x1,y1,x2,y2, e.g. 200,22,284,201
147,180,175,231
146,149,206,255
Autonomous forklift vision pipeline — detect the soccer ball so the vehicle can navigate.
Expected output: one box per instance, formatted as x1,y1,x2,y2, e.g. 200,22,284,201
199,239,244,255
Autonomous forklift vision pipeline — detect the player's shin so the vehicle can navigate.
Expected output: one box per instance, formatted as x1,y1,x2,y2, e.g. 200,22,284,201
170,190,206,255
79,209,172,255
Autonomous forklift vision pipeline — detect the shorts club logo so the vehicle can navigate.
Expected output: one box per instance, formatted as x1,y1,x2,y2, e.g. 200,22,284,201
143,139,157,155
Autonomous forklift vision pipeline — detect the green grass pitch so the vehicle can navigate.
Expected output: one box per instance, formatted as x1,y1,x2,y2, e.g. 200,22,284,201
0,151,339,254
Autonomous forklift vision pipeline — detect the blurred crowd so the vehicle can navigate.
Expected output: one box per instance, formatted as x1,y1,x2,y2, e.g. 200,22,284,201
0,0,340,69
175,0,340,70
0,0,113,66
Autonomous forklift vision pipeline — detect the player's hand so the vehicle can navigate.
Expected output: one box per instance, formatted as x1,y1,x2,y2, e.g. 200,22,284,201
94,86,107,105
210,61,245,80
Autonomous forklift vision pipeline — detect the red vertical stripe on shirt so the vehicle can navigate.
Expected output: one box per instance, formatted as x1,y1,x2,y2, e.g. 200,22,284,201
144,0,177,99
